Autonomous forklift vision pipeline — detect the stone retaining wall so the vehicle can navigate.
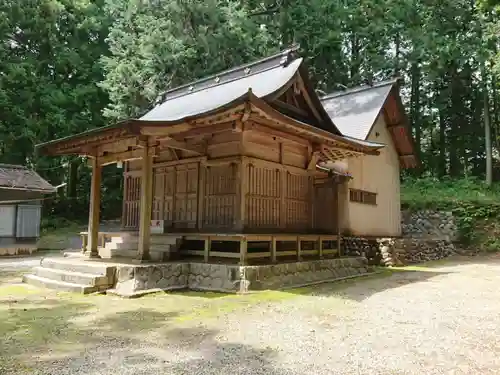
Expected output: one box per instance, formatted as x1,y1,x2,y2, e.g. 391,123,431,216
402,210,458,241
341,210,459,266
393,238,455,264
111,257,372,297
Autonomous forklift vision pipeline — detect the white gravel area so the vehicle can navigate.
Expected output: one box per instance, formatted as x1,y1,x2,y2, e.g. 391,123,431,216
4,256,500,375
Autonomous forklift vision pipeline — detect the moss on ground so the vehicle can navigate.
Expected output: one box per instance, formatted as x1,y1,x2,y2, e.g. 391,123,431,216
0,259,464,373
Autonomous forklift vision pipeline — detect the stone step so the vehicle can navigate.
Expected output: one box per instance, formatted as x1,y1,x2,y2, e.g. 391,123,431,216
22,274,99,294
32,266,111,287
105,249,168,262
41,257,112,277
109,236,180,246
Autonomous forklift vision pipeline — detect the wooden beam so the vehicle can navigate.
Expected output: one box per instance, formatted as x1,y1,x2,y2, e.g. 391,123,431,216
98,149,144,166
139,123,192,136
157,139,204,155
171,121,236,139
137,145,154,261
244,120,310,147
154,156,206,169
87,157,101,258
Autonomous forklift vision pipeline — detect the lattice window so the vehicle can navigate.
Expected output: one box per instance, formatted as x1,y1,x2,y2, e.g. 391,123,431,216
349,189,377,205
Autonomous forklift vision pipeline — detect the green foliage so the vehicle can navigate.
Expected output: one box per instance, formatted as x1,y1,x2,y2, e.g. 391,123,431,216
402,177,500,246
100,0,276,120
0,0,499,225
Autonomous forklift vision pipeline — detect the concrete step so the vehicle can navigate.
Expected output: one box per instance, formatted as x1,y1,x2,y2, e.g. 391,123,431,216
33,266,111,287
22,274,99,294
41,257,113,277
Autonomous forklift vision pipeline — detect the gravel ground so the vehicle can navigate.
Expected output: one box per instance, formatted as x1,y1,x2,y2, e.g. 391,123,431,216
2,255,500,375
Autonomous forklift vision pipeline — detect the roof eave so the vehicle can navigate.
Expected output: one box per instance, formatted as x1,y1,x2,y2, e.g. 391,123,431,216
387,85,420,169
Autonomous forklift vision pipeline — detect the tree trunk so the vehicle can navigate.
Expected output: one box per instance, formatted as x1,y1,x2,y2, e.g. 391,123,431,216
349,33,360,85
409,61,421,175
394,32,401,77
449,65,461,178
438,80,447,177
482,62,493,185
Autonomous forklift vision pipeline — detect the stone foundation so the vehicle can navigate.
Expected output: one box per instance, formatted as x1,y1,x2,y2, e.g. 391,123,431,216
0,245,37,256
110,257,373,297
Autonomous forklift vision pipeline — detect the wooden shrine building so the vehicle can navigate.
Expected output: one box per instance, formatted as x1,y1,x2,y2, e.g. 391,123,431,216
36,47,387,264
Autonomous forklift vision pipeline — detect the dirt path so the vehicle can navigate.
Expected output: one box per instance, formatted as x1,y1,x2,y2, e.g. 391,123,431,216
1,255,500,375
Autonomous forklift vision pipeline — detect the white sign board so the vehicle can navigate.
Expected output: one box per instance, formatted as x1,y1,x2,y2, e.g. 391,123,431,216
0,206,16,237
150,220,164,234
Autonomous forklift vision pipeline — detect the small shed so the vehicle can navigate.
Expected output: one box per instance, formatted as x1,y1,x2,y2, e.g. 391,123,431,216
0,164,56,255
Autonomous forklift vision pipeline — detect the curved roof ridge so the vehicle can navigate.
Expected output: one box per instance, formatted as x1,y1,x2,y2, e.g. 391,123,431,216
156,46,300,103
321,77,401,101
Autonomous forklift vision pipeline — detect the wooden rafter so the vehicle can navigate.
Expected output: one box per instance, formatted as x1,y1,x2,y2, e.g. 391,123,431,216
295,74,323,124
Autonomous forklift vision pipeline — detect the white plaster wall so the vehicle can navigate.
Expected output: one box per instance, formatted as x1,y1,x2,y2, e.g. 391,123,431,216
343,115,402,236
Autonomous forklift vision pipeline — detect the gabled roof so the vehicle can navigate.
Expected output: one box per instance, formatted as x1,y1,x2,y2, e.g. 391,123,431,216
0,164,56,193
320,79,418,168
320,79,397,139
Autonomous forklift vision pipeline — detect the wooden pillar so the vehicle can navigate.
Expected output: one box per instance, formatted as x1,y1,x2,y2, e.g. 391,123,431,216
137,146,153,261
239,238,247,265
236,159,247,232
280,169,286,228
318,236,323,259
297,237,302,261
87,157,101,258
204,237,211,263
337,179,342,257
270,236,277,263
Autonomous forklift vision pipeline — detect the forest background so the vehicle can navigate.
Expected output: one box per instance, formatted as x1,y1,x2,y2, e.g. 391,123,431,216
1,0,499,231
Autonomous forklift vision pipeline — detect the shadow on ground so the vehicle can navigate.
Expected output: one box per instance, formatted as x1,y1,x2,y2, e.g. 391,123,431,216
281,267,452,302
0,293,290,375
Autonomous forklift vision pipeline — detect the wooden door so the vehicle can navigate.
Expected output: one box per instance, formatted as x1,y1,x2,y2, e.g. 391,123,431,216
122,173,141,229
173,163,199,229
314,180,338,233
